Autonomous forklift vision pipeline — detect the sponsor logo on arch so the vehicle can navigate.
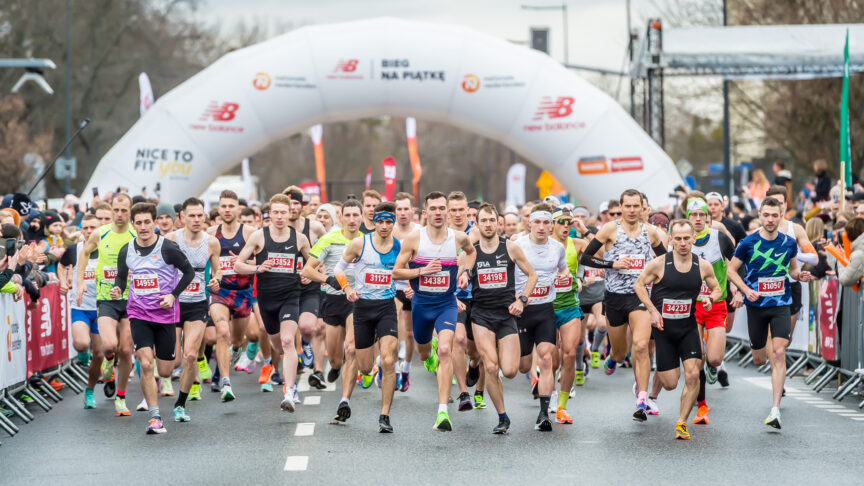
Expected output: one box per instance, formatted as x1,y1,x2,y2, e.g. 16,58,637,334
134,147,196,180
253,72,317,89
523,96,586,132
577,156,644,175
189,101,244,133
460,74,525,93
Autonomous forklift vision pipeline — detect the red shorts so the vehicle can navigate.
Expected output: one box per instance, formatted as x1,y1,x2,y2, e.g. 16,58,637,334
695,299,727,330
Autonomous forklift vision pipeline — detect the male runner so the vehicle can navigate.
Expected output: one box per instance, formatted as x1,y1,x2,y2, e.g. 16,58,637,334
514,203,568,431
580,189,667,421
111,202,195,434
234,193,312,412
284,186,328,389
164,197,221,422
727,197,811,429
77,193,136,416
576,227,608,369
634,219,721,440
392,191,475,431
392,192,421,392
359,190,382,234
470,203,537,434
61,214,102,408
335,202,401,432
206,190,256,401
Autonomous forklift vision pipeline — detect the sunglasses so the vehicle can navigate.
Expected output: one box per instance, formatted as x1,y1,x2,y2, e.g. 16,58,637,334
556,219,572,225
609,212,622,217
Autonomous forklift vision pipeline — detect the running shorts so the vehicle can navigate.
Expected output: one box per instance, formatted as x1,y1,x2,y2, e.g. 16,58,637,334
411,295,458,345
579,301,600,317
130,318,177,361
353,299,398,350
97,299,127,321
71,309,99,335
652,319,702,372
746,305,791,350
210,287,253,319
790,281,803,316
457,298,474,341
554,306,584,329
322,293,353,327
694,300,728,330
299,285,320,317
395,289,412,311
318,292,327,316
516,302,556,357
471,305,518,340
258,291,301,336
178,300,209,327
603,291,646,328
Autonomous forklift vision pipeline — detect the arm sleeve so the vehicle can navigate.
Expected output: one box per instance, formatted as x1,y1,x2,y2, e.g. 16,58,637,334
579,238,615,269
719,232,735,261
558,246,568,272
0,268,12,289
652,243,667,256
59,244,77,267
116,244,130,293
162,241,196,298
1,280,16,294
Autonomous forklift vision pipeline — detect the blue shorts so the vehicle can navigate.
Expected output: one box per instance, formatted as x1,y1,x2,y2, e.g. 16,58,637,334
71,309,99,334
411,295,458,345
554,306,584,329
210,287,253,318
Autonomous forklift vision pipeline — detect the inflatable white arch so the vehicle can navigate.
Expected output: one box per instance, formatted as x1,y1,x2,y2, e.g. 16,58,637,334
85,17,683,209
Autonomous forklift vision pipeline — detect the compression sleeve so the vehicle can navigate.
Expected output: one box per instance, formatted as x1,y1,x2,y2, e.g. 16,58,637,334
116,244,130,293
797,239,818,265
652,243,667,256
334,258,350,288
579,238,615,269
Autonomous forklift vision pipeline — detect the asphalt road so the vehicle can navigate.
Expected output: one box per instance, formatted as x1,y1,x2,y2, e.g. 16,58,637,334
1,358,863,485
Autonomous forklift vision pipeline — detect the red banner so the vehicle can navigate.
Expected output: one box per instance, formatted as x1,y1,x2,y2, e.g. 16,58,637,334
309,124,328,202
298,180,320,196
365,164,373,190
382,156,396,202
406,117,422,201
818,279,839,360
26,283,70,376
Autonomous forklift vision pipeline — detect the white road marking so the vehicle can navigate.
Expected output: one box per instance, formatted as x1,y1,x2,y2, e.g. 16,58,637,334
814,404,846,408
850,417,864,421
304,396,321,405
295,422,316,436
839,413,861,417
284,456,309,471
826,409,848,413
297,381,310,392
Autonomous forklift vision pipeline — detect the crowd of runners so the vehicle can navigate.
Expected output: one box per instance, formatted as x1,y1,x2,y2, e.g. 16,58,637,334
0,182,821,440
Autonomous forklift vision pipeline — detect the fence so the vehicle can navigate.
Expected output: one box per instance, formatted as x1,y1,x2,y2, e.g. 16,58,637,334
725,276,864,409
0,283,89,441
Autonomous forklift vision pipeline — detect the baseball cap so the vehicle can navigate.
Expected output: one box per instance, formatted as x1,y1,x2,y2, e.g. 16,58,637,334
598,201,609,213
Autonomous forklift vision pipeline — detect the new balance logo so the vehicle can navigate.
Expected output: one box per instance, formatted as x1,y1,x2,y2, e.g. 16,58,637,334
532,96,574,121
200,101,239,122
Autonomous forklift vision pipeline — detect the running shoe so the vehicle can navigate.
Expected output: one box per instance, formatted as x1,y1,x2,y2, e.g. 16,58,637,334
146,417,166,435
19,393,33,403
261,382,273,393
466,364,480,388
309,370,327,390
675,421,690,440
569,385,576,399
189,383,201,401
693,405,710,425
374,365,382,388
535,411,553,431
378,415,394,433
77,350,91,367
473,392,486,409
574,370,585,386
83,389,96,409
259,363,274,384
590,351,601,369
492,417,510,434
244,359,256,374
292,387,301,404
103,378,116,398
220,385,235,402
633,399,648,422
603,357,617,375
198,358,212,382
424,337,439,373
0,406,13,417
335,401,351,422
171,366,182,380
718,369,730,387
173,405,190,422
230,347,243,367
114,397,131,417
301,341,314,368
234,353,252,373
764,407,781,430
211,366,221,390
396,371,403,390
705,365,718,385
458,392,474,411
632,381,638,397
327,366,340,383
159,378,174,397
556,407,573,424
360,373,374,389
549,391,558,414
399,373,410,392
433,411,452,431
271,371,284,385
280,391,295,413
101,355,115,381
646,397,659,415
136,398,148,412
210,380,221,393
530,377,539,399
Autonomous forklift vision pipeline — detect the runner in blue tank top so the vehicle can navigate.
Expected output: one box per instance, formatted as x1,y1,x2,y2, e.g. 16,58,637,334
393,191,476,431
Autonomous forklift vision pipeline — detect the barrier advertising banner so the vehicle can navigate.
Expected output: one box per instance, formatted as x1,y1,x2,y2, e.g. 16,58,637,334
0,294,27,389
818,278,839,360
25,284,70,377
727,282,810,353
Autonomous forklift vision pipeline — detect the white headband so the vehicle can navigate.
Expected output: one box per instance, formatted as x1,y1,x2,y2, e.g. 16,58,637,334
529,211,553,222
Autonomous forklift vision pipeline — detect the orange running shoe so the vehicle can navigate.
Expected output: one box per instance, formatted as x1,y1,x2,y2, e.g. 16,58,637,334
49,379,65,391
693,405,710,425
258,364,274,384
556,407,573,424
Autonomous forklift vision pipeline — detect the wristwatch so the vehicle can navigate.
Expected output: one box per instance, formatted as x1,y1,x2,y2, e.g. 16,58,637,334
519,295,529,305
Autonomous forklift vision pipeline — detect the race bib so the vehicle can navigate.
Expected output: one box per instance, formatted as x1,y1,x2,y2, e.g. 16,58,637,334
554,275,573,293
758,277,785,297
181,281,203,298
530,285,551,298
661,298,691,319
419,271,449,293
268,252,295,274
585,268,604,279
477,267,506,289
102,266,117,282
295,257,304,272
621,254,645,275
132,273,159,295
363,268,392,290
698,282,711,301
219,256,235,276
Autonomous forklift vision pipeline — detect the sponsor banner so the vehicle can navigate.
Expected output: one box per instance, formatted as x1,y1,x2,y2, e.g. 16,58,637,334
0,294,27,389
309,124,328,202
505,163,526,206
365,164,373,191
382,156,397,202
139,72,154,117
406,118,422,201
25,284,70,377
728,284,810,352
298,181,321,196
818,279,839,360
241,158,255,201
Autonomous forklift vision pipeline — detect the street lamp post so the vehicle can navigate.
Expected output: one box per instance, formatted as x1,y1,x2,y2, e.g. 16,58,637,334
521,3,569,64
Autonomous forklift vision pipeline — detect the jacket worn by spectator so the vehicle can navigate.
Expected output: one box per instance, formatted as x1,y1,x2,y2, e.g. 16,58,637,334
838,233,864,287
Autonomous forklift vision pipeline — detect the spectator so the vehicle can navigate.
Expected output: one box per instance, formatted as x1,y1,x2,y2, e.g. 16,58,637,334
812,159,833,203
805,216,832,279
838,217,864,287
747,169,770,206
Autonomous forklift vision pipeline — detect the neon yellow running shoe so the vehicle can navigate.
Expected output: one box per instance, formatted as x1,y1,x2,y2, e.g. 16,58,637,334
189,383,201,401
574,370,585,386
433,410,452,431
360,373,374,389
590,351,600,369
198,358,211,382
424,337,439,373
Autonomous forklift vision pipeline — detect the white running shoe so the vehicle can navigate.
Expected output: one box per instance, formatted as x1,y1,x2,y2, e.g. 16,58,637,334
646,397,659,415
549,391,558,414
235,353,252,372
136,398,148,412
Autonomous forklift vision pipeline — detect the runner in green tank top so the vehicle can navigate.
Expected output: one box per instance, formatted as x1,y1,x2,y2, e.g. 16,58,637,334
549,207,589,423
77,193,137,416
